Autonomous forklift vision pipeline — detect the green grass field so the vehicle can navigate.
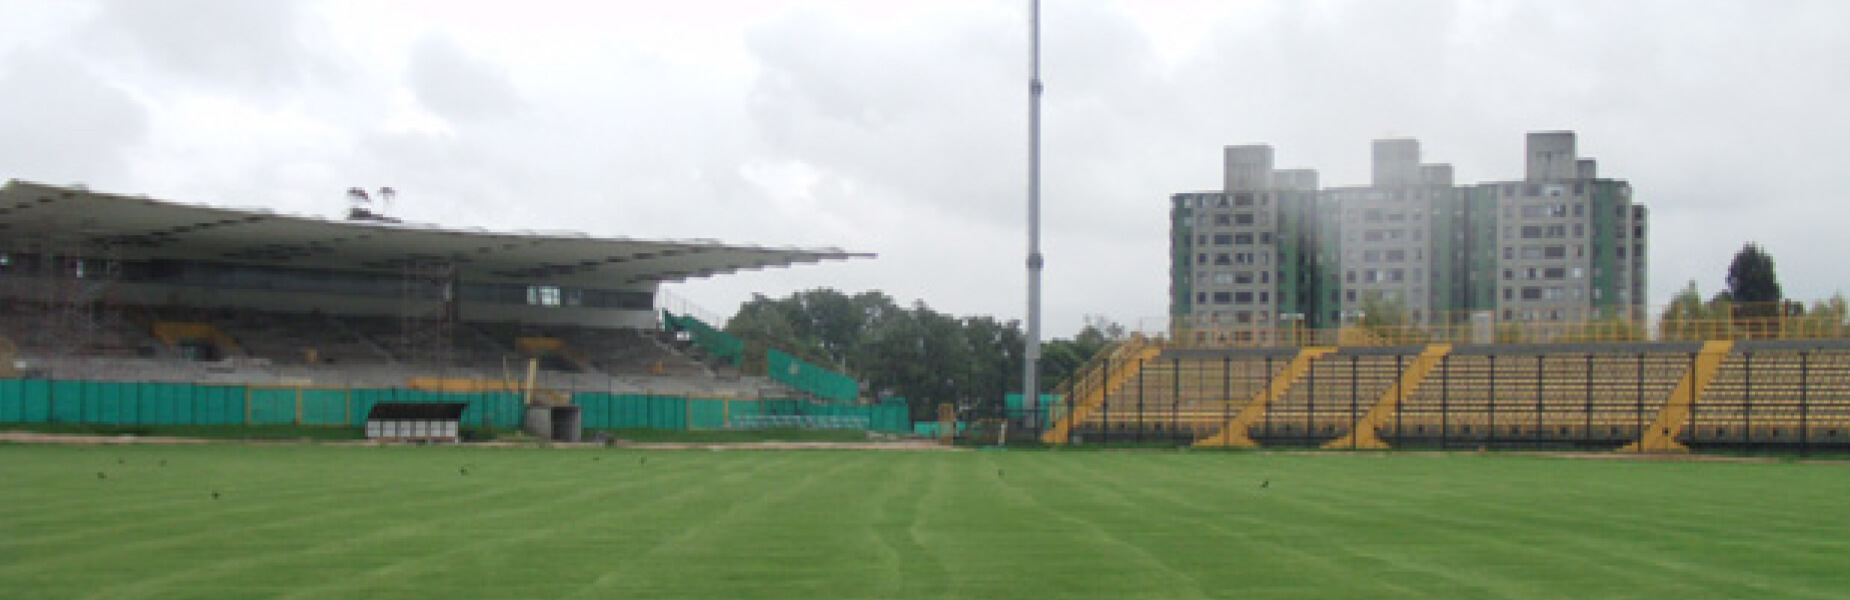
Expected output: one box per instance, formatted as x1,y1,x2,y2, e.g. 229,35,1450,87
3,444,1847,599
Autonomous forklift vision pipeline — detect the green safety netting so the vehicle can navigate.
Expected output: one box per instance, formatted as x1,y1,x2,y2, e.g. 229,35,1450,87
766,349,860,402
662,311,744,367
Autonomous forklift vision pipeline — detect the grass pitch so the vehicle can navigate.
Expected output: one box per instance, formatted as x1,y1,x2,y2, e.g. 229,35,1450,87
2,445,1847,600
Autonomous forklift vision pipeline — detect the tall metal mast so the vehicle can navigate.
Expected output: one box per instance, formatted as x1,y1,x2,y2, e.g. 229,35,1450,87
1023,0,1045,431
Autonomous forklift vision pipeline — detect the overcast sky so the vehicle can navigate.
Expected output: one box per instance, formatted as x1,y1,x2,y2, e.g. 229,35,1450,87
4,0,1847,336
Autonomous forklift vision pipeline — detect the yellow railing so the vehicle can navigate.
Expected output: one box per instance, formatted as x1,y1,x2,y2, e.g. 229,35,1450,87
1043,335,1163,444
1175,315,1850,349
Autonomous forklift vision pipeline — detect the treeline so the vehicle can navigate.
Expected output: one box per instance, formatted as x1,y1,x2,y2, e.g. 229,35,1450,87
723,289,1120,420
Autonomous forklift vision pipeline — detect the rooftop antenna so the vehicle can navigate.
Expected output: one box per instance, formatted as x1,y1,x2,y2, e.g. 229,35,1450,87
1021,0,1045,441
346,187,371,218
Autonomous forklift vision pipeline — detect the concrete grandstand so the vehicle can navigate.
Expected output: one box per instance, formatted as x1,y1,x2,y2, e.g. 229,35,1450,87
0,179,872,398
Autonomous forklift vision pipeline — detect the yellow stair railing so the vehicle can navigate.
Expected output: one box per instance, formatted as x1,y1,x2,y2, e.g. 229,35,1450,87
1323,344,1452,450
1623,340,1733,452
151,321,242,357
1042,335,1163,444
0,333,17,378
1194,347,1337,448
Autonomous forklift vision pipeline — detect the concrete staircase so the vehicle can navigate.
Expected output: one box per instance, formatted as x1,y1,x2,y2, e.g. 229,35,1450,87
1624,340,1733,452
1194,347,1336,448
1323,344,1452,450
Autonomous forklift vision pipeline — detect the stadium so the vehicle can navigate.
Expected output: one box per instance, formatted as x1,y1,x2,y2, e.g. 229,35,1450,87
5,175,1850,598
0,179,904,438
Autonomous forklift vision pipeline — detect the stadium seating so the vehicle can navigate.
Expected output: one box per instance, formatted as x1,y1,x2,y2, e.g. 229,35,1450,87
1252,348,1420,446
1390,344,1697,448
1684,340,1850,447
1071,350,1296,444
1,302,770,397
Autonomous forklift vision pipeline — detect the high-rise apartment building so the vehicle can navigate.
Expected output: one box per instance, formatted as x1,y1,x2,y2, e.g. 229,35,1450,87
1170,131,1646,345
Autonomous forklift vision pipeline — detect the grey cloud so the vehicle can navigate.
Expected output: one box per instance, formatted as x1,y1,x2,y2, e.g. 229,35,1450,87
83,0,340,92
0,50,149,185
407,34,525,122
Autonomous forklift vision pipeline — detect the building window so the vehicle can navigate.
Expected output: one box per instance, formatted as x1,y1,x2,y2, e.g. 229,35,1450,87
528,286,563,307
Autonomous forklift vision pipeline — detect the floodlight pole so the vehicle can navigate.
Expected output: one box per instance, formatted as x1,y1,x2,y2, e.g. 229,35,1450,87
1022,0,1045,438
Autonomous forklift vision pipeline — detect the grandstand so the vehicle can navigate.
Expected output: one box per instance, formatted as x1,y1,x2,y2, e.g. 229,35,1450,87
0,179,904,435
1046,331,1850,452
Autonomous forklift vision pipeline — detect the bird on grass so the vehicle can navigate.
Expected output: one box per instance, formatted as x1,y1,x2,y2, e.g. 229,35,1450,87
639,457,647,466
117,458,125,465
96,472,106,480
998,469,1005,479
211,491,220,500
459,467,470,476
158,460,167,467
1260,479,1270,489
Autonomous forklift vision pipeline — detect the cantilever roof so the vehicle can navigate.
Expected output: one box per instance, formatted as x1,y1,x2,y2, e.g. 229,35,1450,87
0,180,872,287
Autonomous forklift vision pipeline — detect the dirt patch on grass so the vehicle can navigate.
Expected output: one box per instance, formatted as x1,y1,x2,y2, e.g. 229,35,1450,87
0,432,212,445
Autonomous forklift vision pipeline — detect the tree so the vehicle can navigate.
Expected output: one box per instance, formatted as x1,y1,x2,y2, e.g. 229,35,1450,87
724,288,1120,422
1658,281,1719,341
1726,242,1783,317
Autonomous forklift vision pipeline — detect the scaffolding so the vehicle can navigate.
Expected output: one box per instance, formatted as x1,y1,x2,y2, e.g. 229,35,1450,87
399,259,456,369
0,234,124,363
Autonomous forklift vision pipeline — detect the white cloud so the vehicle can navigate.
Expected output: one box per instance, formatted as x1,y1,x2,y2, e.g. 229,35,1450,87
3,0,1848,336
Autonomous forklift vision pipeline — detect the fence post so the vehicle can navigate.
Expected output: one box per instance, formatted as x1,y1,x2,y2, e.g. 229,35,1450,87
1394,353,1403,448
1584,354,1594,449
1222,356,1232,449
1135,357,1146,445
1799,351,1810,457
1349,354,1359,450
1171,357,1180,446
1486,353,1497,449
1439,354,1449,450
1743,351,1754,451
1534,354,1544,447
1685,351,1697,450
1263,355,1274,445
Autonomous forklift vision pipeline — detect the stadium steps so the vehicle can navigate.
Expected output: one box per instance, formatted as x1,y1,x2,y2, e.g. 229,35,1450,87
1624,340,1732,452
150,321,244,358
1193,346,1335,448
0,333,16,377
1042,336,1162,444
1325,344,1452,450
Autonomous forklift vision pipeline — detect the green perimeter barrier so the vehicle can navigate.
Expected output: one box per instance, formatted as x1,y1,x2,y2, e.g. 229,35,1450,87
1005,393,1064,429
1,379,908,433
0,380,521,428
570,393,910,433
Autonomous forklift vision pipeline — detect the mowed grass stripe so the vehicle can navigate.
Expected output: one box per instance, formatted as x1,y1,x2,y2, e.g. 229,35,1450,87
4,446,1850,599
73,447,672,599
264,450,799,600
